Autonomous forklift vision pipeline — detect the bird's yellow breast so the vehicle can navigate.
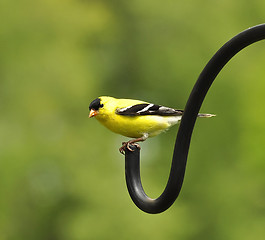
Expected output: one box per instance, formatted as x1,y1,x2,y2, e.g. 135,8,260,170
96,113,170,138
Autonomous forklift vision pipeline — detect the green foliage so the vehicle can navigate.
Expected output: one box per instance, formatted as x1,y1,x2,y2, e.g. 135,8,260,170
1,0,265,239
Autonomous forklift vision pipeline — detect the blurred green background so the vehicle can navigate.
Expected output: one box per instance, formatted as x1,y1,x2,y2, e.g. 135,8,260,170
1,0,265,239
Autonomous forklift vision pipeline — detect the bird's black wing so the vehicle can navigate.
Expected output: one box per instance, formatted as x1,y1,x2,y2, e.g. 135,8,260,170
116,103,183,116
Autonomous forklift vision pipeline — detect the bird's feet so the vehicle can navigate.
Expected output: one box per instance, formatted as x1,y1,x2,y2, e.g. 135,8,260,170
119,141,141,155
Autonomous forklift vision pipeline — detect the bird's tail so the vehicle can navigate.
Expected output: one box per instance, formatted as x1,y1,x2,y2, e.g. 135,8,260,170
198,113,216,118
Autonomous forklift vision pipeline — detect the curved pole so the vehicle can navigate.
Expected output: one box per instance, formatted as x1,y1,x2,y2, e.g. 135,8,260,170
125,24,265,214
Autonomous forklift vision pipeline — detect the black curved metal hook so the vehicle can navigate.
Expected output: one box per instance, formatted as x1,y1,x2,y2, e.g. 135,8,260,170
125,24,265,214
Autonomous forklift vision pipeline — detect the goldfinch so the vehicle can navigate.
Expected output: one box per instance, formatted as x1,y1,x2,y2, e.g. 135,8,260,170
89,96,215,154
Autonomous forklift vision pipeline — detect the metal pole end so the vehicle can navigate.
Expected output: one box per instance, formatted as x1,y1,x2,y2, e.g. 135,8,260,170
124,144,141,155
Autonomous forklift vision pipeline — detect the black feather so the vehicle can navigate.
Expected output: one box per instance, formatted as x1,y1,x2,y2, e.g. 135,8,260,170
116,103,183,116
89,98,103,110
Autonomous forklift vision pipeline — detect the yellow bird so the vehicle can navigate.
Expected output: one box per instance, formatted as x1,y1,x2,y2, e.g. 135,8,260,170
89,96,215,154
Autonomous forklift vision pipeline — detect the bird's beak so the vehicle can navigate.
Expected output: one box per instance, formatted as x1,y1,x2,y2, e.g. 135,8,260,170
89,109,98,118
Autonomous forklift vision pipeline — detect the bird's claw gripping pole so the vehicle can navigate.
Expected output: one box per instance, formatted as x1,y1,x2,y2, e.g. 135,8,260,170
124,24,265,214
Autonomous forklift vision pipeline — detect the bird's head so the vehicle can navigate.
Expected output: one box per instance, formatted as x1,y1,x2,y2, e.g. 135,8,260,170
89,97,104,118
89,96,116,118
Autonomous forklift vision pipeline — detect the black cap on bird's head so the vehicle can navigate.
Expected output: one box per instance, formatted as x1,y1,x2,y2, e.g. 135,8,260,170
89,98,104,117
